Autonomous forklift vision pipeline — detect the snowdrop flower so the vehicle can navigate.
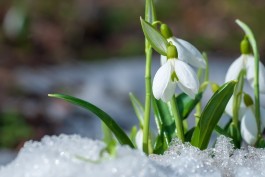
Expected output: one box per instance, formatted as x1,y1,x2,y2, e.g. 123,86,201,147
241,106,265,145
135,129,143,150
225,37,265,93
160,24,206,68
226,93,265,145
152,45,199,102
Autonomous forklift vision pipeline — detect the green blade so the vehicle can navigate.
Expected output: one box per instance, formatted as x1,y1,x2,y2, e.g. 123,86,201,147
154,99,176,140
129,93,144,127
176,92,203,119
48,94,135,148
140,17,169,55
196,81,236,149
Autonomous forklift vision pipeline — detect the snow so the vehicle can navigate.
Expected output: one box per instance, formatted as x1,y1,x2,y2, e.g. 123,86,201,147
1,135,265,177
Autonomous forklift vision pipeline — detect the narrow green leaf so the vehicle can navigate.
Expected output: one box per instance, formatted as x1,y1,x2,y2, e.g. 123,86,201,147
214,125,230,137
228,123,241,148
152,96,163,135
48,94,135,148
191,126,200,147
185,127,195,142
197,81,237,149
153,132,169,154
145,0,156,23
256,138,265,148
140,17,169,55
154,99,176,140
129,126,138,147
102,122,117,155
176,92,203,119
129,93,144,127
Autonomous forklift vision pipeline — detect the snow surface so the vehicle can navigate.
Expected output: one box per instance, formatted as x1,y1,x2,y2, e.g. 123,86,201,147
1,134,265,177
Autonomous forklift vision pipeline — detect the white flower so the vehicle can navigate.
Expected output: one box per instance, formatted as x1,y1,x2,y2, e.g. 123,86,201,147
153,58,199,102
225,94,265,145
161,37,206,68
135,129,143,150
241,106,265,145
225,54,265,93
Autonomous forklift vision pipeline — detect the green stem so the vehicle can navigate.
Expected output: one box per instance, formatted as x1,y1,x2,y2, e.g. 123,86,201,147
143,0,156,154
170,97,185,142
232,70,245,129
253,49,261,136
143,44,152,154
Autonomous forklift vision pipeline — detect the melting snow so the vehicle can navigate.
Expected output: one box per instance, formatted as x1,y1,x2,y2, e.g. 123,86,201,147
1,135,265,177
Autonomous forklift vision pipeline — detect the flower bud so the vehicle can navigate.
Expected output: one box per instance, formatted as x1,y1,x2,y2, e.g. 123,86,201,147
167,44,178,59
240,36,251,54
160,23,173,39
243,93,254,107
211,83,220,93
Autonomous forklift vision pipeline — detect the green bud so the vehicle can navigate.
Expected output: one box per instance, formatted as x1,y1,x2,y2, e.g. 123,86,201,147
240,36,251,54
160,24,173,39
167,45,178,59
243,93,254,107
211,83,220,93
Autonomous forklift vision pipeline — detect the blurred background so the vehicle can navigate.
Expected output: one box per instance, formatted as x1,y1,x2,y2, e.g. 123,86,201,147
0,0,265,164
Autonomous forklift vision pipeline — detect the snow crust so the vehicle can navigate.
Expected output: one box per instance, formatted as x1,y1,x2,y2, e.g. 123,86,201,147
1,134,265,177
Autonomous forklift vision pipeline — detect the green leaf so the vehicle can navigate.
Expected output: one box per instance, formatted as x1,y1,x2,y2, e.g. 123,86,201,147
102,122,117,155
214,125,230,137
228,123,241,148
48,94,135,148
145,0,156,23
129,126,138,147
176,92,203,119
129,93,144,127
185,127,195,142
191,126,200,147
153,98,176,140
140,17,169,55
196,81,237,149
256,138,265,148
153,132,169,154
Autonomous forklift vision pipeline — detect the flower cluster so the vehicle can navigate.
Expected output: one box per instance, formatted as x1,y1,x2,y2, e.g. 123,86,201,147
152,24,204,102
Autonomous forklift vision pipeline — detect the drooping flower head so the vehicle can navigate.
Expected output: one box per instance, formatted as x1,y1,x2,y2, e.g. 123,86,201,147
225,36,265,93
229,94,265,145
152,44,199,102
160,24,206,69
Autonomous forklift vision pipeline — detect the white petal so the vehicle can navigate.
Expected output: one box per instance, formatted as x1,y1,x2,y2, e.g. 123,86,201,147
174,60,199,98
161,79,177,102
176,38,206,68
241,108,258,145
168,38,195,67
135,129,143,150
160,55,167,65
225,55,245,83
245,55,265,94
225,95,246,119
152,61,174,102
